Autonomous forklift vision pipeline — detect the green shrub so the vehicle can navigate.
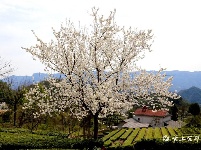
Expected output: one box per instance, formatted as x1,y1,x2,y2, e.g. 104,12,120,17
134,128,146,142
145,128,153,139
134,139,201,150
122,128,140,147
102,129,119,141
174,128,182,136
0,128,103,149
120,128,133,140
104,139,112,147
110,140,122,148
161,127,169,136
153,127,162,139
167,127,176,136
110,129,126,141
1,111,11,122
193,127,201,134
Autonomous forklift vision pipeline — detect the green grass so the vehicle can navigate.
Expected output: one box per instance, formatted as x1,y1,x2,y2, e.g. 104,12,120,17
0,127,102,149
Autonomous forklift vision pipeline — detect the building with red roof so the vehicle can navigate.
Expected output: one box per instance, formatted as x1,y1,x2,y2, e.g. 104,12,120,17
133,106,171,127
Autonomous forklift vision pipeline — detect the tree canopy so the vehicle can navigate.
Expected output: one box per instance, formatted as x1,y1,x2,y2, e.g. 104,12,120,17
22,8,179,139
188,103,200,116
171,105,178,121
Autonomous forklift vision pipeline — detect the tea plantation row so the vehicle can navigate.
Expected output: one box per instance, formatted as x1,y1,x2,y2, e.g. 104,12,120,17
102,127,201,148
0,127,201,149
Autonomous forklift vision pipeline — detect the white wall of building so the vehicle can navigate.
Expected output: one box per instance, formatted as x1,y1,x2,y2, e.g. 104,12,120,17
133,115,171,127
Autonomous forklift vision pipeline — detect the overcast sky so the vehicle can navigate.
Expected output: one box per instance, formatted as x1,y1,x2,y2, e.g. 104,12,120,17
1,0,201,76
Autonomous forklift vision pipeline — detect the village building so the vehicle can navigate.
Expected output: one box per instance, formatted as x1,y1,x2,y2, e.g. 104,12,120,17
133,106,171,127
117,106,184,128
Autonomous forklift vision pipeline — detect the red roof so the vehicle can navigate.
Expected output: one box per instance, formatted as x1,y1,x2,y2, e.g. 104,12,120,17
134,108,169,117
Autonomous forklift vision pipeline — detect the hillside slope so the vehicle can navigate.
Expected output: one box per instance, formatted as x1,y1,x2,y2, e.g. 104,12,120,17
178,86,201,104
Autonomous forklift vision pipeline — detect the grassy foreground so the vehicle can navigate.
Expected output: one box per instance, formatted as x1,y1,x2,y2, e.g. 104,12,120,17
0,128,103,149
1,127,201,149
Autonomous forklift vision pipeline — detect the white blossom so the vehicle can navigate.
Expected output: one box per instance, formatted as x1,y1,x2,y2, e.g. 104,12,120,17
22,8,179,119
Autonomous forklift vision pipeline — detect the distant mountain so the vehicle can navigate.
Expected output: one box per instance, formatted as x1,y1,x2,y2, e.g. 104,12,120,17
178,86,201,104
3,73,65,89
133,70,201,92
164,71,201,92
2,70,201,91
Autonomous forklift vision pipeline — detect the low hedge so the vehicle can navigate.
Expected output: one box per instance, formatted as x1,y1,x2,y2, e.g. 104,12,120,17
134,139,201,150
0,137,103,149
0,129,103,149
105,139,201,150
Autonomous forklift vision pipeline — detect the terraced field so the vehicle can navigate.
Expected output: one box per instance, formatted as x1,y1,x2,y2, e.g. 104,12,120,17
102,127,201,148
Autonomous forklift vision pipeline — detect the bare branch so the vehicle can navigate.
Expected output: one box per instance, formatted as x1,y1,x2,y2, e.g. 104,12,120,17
0,57,14,78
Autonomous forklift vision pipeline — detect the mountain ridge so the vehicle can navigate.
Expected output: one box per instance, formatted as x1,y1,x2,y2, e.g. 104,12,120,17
3,70,201,104
178,86,201,105
3,70,201,91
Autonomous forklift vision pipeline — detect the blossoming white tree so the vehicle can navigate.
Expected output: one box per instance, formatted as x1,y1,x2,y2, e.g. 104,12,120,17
0,57,13,78
22,8,179,139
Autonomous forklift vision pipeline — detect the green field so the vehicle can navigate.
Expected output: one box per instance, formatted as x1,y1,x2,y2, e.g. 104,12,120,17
0,128,102,149
102,127,201,148
0,127,201,149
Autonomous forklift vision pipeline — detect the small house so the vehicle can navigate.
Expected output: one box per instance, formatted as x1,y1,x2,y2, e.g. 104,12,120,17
133,106,171,127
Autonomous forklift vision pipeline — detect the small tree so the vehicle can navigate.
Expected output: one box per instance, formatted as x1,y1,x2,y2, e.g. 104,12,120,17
0,81,13,124
188,103,200,116
23,8,179,139
0,81,26,126
171,105,178,121
12,87,26,126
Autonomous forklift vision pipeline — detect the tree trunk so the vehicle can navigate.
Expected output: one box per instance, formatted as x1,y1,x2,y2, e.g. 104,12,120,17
13,99,17,126
93,113,98,139
83,126,86,138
